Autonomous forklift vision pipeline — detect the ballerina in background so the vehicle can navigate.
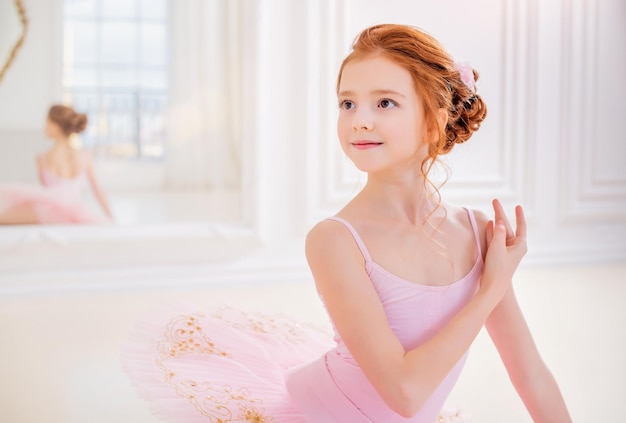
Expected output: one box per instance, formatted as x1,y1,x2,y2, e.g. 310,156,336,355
0,104,113,224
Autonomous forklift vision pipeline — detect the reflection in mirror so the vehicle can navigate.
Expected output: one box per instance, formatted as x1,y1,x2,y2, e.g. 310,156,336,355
0,104,114,225
0,0,243,226
0,0,28,83
63,0,243,225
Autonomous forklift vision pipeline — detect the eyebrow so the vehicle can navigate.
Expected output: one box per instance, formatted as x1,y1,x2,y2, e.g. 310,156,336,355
337,89,407,98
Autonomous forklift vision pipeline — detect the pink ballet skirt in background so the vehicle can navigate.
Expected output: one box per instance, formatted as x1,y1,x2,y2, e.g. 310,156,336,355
122,212,483,422
0,168,109,224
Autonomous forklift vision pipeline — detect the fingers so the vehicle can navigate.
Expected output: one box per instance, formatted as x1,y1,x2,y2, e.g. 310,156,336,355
492,199,514,239
514,205,527,240
492,220,507,244
485,220,494,245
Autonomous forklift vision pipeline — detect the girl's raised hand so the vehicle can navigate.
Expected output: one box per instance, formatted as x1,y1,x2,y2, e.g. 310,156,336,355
481,199,527,301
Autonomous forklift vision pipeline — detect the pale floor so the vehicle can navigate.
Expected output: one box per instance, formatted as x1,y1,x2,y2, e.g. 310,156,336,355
0,261,624,422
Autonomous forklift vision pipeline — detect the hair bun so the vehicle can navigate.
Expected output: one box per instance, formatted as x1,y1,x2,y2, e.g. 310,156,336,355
443,67,487,153
70,112,88,134
48,104,88,136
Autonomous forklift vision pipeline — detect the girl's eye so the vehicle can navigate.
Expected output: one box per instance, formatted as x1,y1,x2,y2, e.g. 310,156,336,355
379,98,398,109
339,100,355,110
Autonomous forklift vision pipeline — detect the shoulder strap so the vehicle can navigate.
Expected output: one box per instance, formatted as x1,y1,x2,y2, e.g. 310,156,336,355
329,211,481,263
325,216,372,263
464,208,482,257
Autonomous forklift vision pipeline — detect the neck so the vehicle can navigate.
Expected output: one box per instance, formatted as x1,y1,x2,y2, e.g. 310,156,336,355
51,137,71,149
360,174,441,226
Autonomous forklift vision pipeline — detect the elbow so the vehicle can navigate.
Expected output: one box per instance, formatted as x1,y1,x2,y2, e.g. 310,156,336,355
387,381,426,418
394,404,420,419
392,397,423,419
375,358,434,418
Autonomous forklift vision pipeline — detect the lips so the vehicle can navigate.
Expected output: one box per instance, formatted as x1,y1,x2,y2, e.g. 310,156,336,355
351,141,383,150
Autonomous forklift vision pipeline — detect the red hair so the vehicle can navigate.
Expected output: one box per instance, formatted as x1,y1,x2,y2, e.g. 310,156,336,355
48,104,88,137
337,24,487,194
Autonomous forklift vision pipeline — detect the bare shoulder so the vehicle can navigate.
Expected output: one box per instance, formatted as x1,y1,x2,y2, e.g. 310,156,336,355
305,218,362,264
35,153,46,166
468,207,489,260
444,204,489,260
35,154,47,176
468,207,489,232
305,218,372,297
76,150,95,174
38,150,53,164
446,204,488,229
79,150,93,165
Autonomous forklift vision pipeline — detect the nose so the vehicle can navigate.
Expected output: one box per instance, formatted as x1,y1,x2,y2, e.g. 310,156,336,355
352,109,373,131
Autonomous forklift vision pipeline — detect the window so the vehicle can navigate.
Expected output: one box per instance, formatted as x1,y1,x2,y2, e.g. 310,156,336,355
62,0,168,159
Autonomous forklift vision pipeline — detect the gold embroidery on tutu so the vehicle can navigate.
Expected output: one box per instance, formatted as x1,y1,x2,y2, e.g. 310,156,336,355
159,315,231,358
211,307,313,345
177,380,271,423
156,313,273,423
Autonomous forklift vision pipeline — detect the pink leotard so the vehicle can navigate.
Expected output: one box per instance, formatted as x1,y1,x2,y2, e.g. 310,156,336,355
121,209,483,423
286,209,483,422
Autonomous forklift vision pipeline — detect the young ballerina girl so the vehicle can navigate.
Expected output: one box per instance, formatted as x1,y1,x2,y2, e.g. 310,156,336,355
122,24,572,422
0,104,113,224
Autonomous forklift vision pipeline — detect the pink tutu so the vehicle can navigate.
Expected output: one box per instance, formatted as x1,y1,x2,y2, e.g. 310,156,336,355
121,305,334,423
0,179,108,224
121,305,474,423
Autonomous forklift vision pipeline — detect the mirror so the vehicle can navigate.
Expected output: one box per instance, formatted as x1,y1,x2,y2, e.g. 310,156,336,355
0,1,246,230
0,0,27,84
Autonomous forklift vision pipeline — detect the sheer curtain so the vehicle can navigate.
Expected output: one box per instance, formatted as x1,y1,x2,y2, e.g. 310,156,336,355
164,0,242,190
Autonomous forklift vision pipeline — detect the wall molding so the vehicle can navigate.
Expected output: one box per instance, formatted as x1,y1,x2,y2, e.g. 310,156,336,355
305,0,543,220
559,0,626,222
302,0,626,264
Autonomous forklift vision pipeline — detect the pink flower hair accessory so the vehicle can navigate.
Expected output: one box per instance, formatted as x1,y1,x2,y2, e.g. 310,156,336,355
454,61,476,93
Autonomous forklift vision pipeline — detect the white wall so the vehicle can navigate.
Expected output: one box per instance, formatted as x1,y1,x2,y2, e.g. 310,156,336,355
0,0,61,182
266,0,626,265
0,0,624,268
0,0,61,130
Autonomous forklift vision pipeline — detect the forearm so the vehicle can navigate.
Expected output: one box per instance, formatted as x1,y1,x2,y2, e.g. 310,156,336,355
89,179,113,217
85,156,113,218
514,363,572,423
400,288,501,412
95,190,112,217
485,285,572,422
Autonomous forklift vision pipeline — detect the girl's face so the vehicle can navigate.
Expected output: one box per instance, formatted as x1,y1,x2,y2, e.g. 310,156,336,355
45,118,62,140
337,55,431,175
